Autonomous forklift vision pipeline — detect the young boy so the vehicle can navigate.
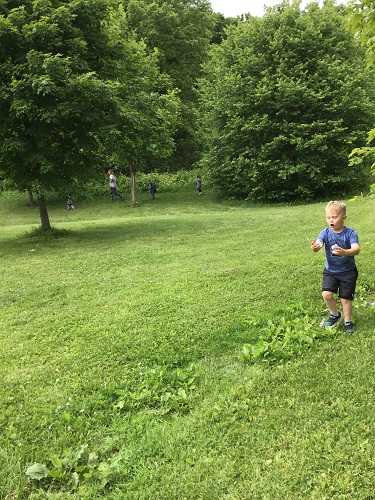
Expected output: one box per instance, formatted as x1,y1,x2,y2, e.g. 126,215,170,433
196,175,202,195
147,178,156,200
108,169,124,201
67,196,75,210
311,200,360,334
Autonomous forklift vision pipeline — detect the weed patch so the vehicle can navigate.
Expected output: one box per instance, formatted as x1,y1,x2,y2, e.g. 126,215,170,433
241,306,335,364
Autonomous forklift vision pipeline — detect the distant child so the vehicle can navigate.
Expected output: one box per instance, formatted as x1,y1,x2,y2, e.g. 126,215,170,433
108,169,124,201
311,200,360,333
196,175,202,195
147,178,157,200
67,196,75,210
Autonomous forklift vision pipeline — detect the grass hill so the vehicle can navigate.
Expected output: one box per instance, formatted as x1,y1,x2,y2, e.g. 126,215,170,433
0,189,374,499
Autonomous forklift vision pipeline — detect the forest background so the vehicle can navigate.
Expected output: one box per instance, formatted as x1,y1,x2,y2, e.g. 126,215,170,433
1,0,375,225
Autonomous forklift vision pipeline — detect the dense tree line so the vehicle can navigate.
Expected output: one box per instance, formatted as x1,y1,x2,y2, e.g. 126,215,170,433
123,0,217,170
199,1,375,201
0,0,374,227
347,0,375,180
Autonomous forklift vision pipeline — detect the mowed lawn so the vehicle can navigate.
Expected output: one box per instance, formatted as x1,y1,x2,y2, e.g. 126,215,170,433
0,189,374,499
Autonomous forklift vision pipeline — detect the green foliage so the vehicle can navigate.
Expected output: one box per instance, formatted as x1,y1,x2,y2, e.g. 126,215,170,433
125,0,213,102
113,363,198,415
346,1,375,178
26,463,49,481
1,0,118,189
199,2,375,201
210,11,241,44
26,443,123,493
347,0,375,67
0,0,180,226
128,170,200,193
349,140,375,184
124,0,215,169
241,308,336,364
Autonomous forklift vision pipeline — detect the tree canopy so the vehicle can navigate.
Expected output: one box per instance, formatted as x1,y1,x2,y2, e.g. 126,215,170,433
198,1,375,201
0,0,179,227
347,0,375,177
347,0,375,66
124,0,215,169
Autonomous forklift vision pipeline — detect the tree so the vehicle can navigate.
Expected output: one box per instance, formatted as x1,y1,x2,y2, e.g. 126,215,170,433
210,11,241,45
347,0,375,66
198,1,375,201
347,0,375,177
124,0,215,170
0,0,178,228
104,47,180,204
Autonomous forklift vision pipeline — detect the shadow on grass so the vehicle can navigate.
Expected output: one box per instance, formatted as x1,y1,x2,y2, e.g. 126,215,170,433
24,226,75,240
0,212,214,256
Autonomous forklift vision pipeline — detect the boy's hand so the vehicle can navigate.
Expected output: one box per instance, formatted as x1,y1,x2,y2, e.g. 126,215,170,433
332,244,360,257
311,239,323,252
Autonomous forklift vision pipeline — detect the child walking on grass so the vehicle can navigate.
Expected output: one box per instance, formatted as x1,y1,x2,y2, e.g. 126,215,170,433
147,178,157,200
196,175,202,195
311,200,360,334
67,196,75,210
108,169,124,201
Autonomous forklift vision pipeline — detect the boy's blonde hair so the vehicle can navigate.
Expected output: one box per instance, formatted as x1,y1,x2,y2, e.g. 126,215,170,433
326,200,346,216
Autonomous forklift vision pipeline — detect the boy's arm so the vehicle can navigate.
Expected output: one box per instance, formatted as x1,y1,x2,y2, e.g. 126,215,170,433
311,239,323,252
333,243,360,256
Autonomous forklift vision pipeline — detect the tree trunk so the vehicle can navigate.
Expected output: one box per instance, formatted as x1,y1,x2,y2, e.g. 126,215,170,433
37,194,51,229
130,163,137,205
27,186,36,206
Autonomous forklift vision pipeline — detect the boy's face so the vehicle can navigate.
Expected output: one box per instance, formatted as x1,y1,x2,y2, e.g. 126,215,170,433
326,209,346,233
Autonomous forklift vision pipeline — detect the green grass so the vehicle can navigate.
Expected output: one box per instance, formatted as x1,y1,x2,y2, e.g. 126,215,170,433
0,189,374,499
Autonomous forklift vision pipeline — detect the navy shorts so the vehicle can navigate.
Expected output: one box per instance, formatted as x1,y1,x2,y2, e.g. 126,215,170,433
322,267,358,300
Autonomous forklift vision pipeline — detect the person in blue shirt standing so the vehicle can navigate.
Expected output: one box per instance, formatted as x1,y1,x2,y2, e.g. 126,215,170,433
196,175,202,195
147,178,156,200
311,200,360,333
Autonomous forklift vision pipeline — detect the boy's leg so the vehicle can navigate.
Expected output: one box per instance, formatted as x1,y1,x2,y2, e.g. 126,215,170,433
322,291,343,327
321,270,343,327
322,291,339,315
340,298,353,322
338,267,358,323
